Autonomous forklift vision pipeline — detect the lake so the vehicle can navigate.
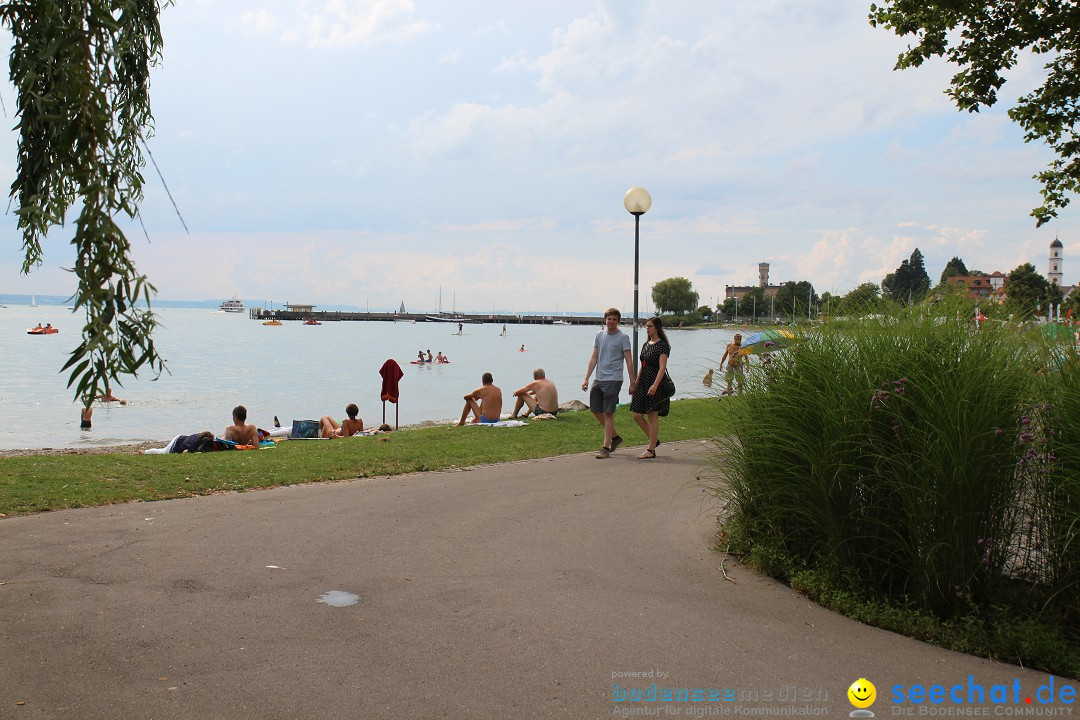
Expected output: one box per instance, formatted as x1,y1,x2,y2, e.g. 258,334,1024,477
0,305,736,450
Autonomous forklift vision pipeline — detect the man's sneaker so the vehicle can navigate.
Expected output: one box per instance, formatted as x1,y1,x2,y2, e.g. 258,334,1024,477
595,446,612,459
611,435,623,451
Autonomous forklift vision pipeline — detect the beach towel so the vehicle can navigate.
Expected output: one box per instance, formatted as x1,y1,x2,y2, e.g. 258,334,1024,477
291,420,320,439
467,420,527,428
379,359,404,403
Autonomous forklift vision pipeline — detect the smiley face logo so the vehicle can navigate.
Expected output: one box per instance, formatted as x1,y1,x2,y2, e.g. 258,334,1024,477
848,678,876,709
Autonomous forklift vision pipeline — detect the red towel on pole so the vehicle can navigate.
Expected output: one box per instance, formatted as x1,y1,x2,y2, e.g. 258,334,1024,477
379,359,404,403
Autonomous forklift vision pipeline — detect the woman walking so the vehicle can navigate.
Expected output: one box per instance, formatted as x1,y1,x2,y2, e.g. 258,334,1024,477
630,317,671,459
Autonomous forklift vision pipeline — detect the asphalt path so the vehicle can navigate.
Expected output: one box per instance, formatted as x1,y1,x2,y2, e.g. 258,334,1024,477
0,441,1069,719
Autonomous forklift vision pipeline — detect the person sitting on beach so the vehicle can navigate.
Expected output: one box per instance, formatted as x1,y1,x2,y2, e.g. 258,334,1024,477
509,368,560,418
458,372,503,425
436,351,448,363
224,405,260,446
320,403,364,438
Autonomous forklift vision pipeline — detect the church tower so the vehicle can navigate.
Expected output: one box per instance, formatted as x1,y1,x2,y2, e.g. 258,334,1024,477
1049,237,1064,287
758,262,770,287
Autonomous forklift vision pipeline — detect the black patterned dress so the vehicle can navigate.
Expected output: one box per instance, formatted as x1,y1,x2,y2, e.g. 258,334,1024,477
630,339,671,416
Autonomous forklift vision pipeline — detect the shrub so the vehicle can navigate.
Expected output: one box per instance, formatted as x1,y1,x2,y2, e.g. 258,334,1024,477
714,312,1079,675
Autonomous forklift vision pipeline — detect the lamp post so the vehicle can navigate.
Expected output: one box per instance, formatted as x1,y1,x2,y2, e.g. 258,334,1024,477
623,187,652,370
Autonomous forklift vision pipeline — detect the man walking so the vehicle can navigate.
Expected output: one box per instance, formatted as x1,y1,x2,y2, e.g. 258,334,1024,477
582,308,635,458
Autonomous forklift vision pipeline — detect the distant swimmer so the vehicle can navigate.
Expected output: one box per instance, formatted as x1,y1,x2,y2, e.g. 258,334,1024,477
417,350,426,363
80,404,93,430
426,349,434,362
436,351,448,363
97,385,126,405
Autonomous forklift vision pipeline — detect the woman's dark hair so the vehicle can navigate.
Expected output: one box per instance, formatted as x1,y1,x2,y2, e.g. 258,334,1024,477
346,403,359,419
647,316,669,345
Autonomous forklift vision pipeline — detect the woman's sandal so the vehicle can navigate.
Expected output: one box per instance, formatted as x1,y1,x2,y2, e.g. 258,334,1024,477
638,449,656,459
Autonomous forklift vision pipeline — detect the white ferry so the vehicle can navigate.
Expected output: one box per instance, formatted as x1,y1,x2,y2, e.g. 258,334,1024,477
220,297,245,313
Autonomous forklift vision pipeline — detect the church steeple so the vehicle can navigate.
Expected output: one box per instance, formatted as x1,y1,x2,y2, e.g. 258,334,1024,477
1049,235,1064,287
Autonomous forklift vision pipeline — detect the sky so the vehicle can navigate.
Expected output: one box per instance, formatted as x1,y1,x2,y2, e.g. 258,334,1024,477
0,0,1077,315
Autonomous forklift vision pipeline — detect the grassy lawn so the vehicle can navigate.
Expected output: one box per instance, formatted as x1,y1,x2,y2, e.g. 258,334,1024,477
0,399,730,516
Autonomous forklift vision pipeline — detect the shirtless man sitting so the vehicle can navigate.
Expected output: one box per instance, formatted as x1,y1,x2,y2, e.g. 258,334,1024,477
224,405,260,446
509,368,560,418
458,372,503,425
320,403,365,438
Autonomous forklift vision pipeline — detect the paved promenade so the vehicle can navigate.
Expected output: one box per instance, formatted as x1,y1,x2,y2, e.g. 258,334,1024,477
0,441,1066,718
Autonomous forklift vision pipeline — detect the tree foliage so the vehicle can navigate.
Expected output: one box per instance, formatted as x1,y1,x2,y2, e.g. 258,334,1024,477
740,286,768,318
1004,262,1051,318
775,280,817,319
882,248,931,304
869,1,1080,225
939,256,969,284
1,0,168,404
651,277,699,315
836,282,888,316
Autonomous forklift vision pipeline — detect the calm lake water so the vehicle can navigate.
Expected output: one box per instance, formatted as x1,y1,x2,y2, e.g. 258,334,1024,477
0,305,737,450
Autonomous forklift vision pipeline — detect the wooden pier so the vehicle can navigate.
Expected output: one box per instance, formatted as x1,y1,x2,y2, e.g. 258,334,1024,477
248,309,603,326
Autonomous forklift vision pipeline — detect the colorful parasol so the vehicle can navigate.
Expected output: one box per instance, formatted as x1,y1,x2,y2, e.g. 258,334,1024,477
737,328,796,356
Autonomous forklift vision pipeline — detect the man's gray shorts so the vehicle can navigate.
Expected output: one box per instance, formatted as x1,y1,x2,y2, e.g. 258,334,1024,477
589,380,622,415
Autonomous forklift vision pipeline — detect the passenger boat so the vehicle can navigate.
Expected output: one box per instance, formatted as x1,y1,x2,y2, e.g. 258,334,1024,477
220,297,245,313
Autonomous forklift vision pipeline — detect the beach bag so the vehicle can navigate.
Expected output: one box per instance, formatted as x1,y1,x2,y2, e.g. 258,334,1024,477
292,419,320,439
659,371,676,399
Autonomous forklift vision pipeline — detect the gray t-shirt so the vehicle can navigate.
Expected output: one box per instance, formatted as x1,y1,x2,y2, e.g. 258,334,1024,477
593,329,632,382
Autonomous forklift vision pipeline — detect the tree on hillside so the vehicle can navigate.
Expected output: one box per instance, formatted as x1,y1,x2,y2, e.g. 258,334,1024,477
651,277,699,314
1,1,168,404
882,248,931,304
869,2,1080,225
939,256,969,285
776,281,817,319
1004,263,1051,318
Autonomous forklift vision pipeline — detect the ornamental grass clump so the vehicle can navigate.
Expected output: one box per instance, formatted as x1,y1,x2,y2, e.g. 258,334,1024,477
716,313,1078,657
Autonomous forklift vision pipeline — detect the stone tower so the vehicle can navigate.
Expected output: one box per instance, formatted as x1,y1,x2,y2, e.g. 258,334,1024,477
1049,237,1064,287
758,262,770,287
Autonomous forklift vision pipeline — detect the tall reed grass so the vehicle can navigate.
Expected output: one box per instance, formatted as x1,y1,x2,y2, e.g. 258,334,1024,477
715,311,1079,674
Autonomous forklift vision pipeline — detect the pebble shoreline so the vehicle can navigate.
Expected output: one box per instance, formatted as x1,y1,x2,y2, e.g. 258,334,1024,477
0,442,162,459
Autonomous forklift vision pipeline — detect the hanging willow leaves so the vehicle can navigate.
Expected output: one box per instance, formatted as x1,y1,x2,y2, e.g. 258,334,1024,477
1,0,168,404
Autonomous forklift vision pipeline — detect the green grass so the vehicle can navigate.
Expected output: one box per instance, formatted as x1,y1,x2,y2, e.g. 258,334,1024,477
0,399,731,516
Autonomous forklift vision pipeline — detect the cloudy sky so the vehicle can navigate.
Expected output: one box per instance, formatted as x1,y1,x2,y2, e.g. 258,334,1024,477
0,0,1076,314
